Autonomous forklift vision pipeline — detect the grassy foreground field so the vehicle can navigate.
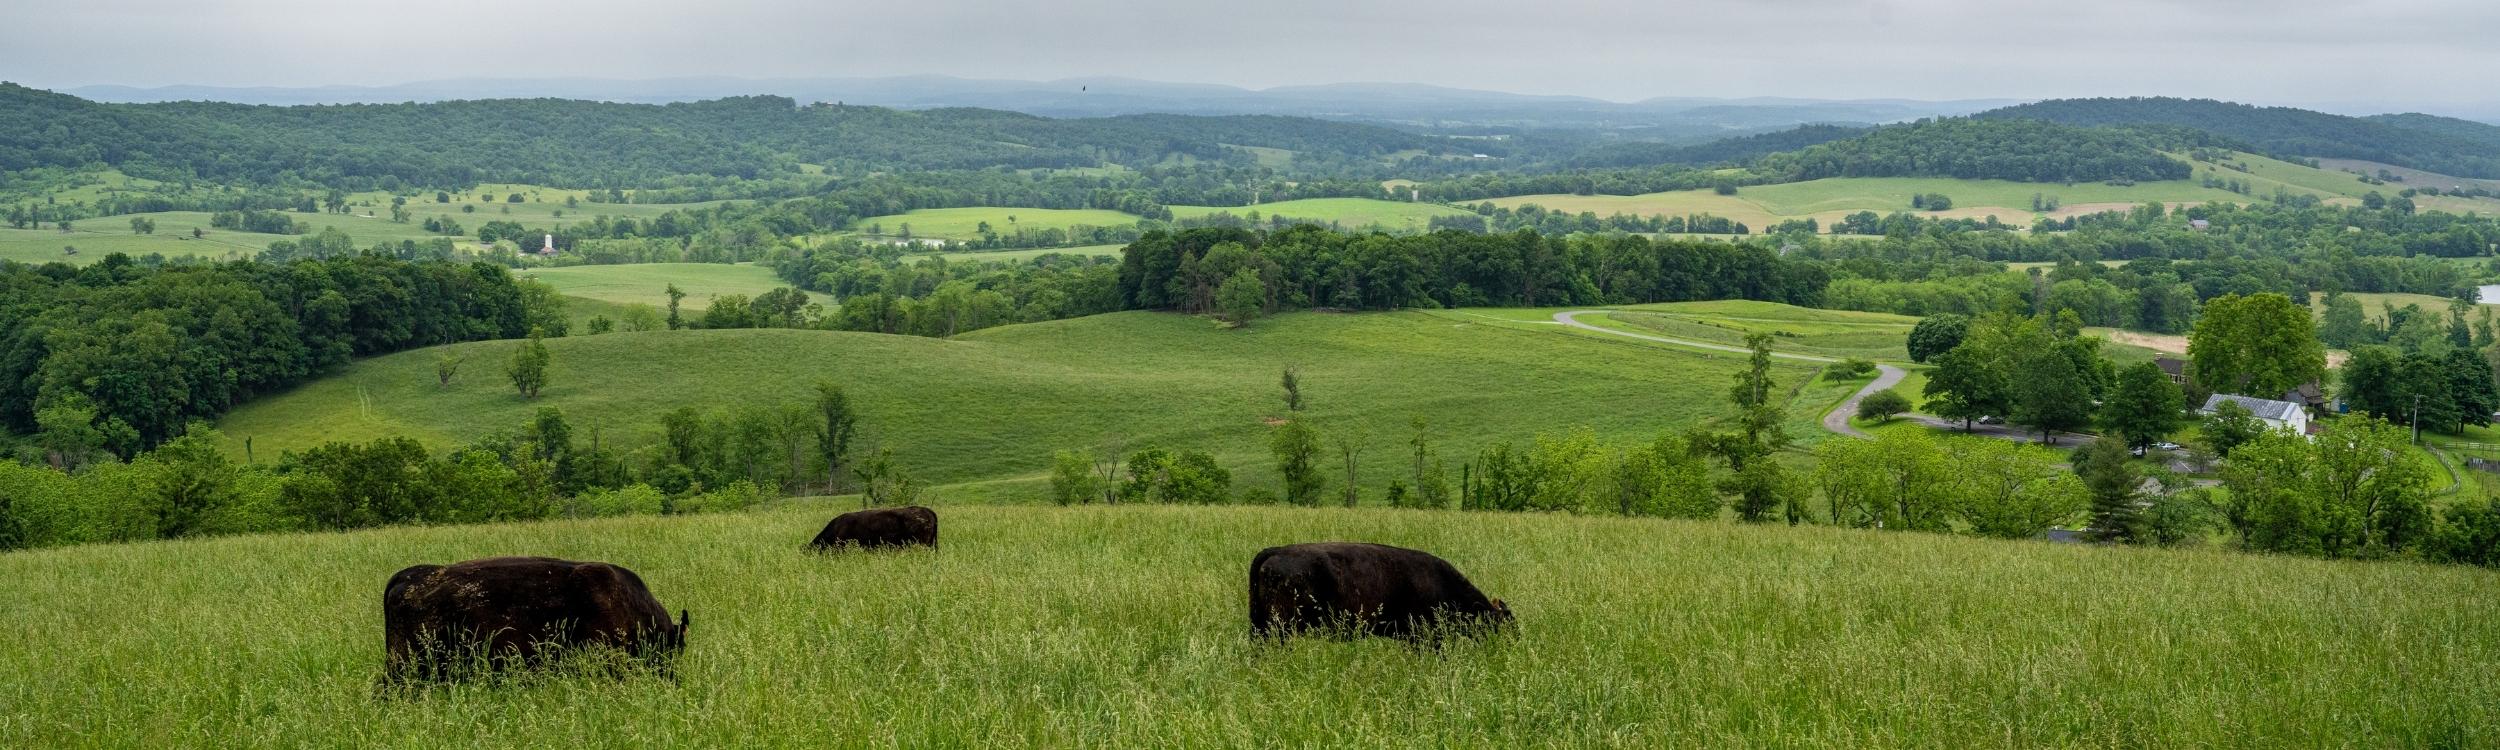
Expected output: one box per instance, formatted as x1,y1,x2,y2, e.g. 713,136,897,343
4,503,2495,747
215,311,1809,497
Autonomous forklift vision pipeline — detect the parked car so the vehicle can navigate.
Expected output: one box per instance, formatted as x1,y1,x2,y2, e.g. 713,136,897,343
1977,415,2005,425
2154,441,2181,450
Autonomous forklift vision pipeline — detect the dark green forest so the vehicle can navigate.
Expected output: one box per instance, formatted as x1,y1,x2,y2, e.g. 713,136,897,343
0,84,1448,190
1978,97,2500,179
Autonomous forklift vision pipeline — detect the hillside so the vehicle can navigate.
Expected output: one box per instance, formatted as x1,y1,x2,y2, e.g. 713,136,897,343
214,310,1813,497
1977,97,2500,179
1755,118,2196,183
0,84,1447,189
1478,146,2500,228
6,502,2493,747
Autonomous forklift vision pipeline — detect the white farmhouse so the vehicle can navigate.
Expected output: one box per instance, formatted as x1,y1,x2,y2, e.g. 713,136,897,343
2199,393,2312,437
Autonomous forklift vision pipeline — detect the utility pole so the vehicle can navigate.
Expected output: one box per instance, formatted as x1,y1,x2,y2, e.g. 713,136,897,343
2413,394,2423,444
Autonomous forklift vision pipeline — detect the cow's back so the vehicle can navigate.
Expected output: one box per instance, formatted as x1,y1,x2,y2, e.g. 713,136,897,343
812,506,938,550
381,556,676,680
1249,542,1500,638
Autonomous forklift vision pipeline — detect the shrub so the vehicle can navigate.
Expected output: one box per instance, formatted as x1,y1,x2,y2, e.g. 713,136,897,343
677,480,771,515
1856,389,1913,423
571,484,667,518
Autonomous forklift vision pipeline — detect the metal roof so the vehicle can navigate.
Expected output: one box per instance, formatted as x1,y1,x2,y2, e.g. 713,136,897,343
2200,393,2304,421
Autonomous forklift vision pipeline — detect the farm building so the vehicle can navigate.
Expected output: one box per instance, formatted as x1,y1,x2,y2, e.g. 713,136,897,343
2200,393,2312,437
2155,357,2188,385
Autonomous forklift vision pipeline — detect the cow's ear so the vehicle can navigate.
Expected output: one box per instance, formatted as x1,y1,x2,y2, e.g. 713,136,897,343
679,609,691,632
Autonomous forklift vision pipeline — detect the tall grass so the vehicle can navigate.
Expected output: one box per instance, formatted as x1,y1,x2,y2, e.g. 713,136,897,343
4,503,2495,747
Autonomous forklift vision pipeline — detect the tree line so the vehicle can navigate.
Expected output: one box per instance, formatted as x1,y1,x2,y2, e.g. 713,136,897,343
0,84,1447,192
0,254,565,454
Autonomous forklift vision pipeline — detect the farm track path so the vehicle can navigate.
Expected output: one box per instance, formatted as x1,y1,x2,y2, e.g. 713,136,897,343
1547,310,1904,438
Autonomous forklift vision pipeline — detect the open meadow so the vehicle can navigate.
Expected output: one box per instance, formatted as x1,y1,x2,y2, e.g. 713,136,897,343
850,207,1144,241
1478,150,2412,229
1169,198,1471,232
214,310,1819,498
2,186,732,265
3,503,2495,748
523,263,786,308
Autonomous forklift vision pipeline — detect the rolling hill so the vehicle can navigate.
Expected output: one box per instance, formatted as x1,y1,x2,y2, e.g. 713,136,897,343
1481,148,2500,228
213,309,1820,498
1977,97,2500,179
0,84,1448,189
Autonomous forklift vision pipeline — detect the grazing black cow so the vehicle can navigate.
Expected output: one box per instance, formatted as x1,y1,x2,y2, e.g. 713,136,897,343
809,505,938,551
1249,542,1511,640
383,557,686,682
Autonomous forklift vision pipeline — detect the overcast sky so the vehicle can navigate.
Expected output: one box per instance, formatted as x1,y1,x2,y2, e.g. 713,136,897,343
7,0,2496,108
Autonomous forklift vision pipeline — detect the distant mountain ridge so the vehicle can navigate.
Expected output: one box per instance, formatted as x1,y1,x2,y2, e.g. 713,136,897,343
63,76,2017,136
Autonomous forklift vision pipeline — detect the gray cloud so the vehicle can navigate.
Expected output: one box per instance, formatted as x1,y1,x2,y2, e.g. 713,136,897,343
4,0,2496,108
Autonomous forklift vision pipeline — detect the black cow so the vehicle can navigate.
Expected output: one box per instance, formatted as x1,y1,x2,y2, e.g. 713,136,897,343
1249,542,1511,640
383,557,687,682
809,506,938,551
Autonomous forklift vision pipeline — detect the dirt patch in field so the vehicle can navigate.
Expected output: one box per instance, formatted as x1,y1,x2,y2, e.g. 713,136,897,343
2102,329,2187,355
2103,328,2347,368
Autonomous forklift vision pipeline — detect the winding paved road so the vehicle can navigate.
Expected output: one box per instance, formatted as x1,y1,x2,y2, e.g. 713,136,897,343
1549,310,1905,438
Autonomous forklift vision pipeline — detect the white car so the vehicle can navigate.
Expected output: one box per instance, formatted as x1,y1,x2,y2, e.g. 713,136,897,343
2153,441,2181,451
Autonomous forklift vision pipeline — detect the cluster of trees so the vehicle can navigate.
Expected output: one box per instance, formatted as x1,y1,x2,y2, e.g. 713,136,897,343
0,413,770,551
1433,204,1752,236
208,209,304,235
1920,312,2121,443
2342,346,2499,436
1117,226,1828,313
767,226,1830,339
0,254,564,454
1814,430,2090,538
0,381,886,551
1755,118,2198,184
1808,201,2498,329
770,242,1124,336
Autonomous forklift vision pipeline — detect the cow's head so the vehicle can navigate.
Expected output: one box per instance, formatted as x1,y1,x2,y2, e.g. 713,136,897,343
1488,599,1513,623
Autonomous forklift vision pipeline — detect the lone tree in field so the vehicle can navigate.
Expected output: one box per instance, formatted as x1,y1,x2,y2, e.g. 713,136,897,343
1697,333,1796,522
434,354,463,387
1280,365,1304,413
1336,421,1369,507
2074,437,2143,543
1856,389,1912,423
665,284,688,331
812,381,859,494
506,328,550,399
1216,268,1265,328
1271,418,1324,506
